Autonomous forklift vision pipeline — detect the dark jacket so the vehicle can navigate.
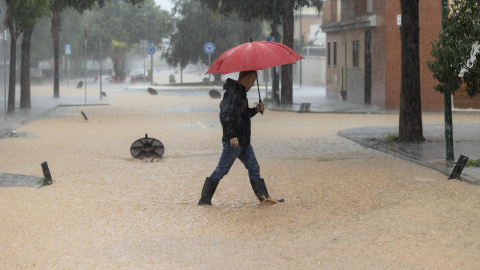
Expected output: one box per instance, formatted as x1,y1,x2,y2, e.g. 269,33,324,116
220,78,258,146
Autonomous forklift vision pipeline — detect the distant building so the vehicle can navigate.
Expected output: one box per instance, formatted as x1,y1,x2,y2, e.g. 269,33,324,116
321,0,448,111
293,8,325,86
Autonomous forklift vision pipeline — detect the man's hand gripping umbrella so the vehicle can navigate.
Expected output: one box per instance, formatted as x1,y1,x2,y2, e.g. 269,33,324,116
256,76,263,115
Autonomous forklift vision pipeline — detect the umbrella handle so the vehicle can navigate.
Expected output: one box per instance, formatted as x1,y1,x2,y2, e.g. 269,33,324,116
256,77,263,115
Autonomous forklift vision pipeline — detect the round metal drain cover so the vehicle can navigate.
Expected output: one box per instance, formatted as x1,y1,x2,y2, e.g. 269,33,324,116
130,134,165,159
209,89,221,99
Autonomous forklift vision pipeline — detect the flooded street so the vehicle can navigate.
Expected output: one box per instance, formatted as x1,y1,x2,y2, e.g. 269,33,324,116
1,86,480,269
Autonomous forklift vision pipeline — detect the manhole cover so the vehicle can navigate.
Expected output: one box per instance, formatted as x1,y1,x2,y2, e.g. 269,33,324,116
130,134,165,160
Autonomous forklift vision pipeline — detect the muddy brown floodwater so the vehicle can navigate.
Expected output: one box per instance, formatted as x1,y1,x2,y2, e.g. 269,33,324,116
1,86,480,269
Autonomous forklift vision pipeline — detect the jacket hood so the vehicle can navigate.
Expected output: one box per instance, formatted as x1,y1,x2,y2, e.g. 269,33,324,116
223,78,236,91
223,78,246,92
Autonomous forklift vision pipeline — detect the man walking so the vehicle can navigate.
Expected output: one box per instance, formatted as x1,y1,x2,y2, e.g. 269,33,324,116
198,70,275,205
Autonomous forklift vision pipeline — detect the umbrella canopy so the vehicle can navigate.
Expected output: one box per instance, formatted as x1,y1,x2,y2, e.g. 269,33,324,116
206,41,304,75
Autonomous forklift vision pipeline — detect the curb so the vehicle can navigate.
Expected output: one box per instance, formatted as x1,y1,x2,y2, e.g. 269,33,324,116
337,131,480,186
0,106,58,138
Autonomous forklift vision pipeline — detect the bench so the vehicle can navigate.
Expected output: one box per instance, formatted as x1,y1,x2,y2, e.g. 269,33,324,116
299,103,311,113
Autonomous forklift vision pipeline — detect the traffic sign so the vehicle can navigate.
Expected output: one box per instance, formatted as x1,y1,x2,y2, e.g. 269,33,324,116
266,36,281,42
147,45,155,55
65,44,72,55
204,42,215,54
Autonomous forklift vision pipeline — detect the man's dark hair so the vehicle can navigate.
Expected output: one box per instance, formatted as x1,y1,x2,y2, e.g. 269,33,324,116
239,70,257,80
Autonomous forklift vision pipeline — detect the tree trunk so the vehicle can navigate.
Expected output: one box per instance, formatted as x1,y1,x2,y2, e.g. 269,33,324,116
20,25,34,109
113,58,121,80
281,0,294,105
51,11,61,98
399,0,424,142
6,12,17,114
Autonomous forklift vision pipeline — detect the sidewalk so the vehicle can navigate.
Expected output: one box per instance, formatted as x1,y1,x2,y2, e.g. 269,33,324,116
337,124,480,185
0,82,111,137
1,83,479,187
0,82,112,187
269,87,480,185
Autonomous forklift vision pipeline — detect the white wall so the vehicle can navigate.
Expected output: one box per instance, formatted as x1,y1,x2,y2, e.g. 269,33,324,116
294,56,326,86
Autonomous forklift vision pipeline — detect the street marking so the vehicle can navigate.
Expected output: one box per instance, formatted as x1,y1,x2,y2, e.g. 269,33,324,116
197,121,207,130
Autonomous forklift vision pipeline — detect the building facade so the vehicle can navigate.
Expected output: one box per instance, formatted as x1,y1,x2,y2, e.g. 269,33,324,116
293,8,326,86
321,0,447,111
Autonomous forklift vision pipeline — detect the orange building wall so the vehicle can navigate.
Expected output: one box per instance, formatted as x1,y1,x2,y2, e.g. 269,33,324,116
299,16,323,44
454,86,480,109
419,0,444,111
384,1,402,109
323,0,449,111
326,32,342,98
322,1,335,23
384,0,444,111
371,0,386,107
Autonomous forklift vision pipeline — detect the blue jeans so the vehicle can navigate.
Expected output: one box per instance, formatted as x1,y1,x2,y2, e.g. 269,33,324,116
209,142,261,183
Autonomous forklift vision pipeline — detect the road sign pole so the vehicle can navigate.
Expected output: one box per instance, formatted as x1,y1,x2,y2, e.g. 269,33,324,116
65,44,71,88
204,42,215,85
99,40,102,100
84,26,87,105
146,45,155,85
143,40,146,83
2,0,6,121
84,40,87,104
151,52,153,86
3,29,6,121
66,54,69,88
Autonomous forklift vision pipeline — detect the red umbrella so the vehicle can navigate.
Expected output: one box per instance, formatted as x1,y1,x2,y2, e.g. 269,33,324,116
206,41,303,75
206,40,304,114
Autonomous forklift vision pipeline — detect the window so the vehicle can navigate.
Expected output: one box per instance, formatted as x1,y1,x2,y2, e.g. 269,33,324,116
327,42,331,66
353,40,360,67
333,41,337,66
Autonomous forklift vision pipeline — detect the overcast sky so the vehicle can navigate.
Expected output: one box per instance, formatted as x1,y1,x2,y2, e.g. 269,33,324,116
153,0,174,11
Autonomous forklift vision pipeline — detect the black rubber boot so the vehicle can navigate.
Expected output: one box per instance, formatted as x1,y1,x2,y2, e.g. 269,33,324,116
250,178,271,202
198,177,219,205
250,178,284,203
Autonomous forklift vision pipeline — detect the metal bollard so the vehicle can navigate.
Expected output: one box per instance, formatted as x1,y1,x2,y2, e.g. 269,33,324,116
41,161,53,185
448,155,469,180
